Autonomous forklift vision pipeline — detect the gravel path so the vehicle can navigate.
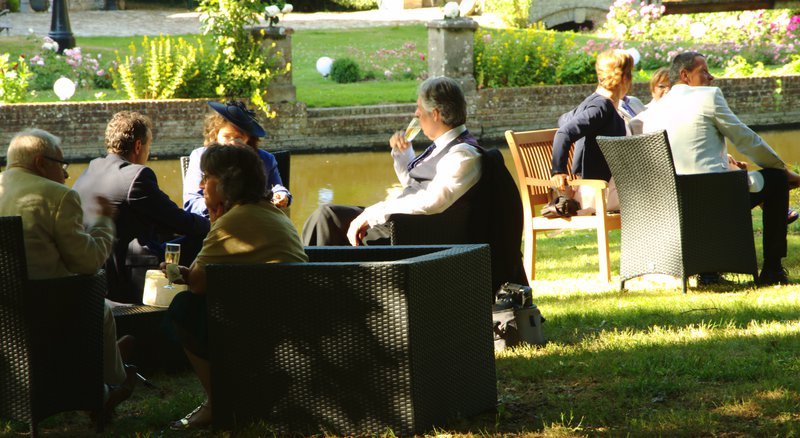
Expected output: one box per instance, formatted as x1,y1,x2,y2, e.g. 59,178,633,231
5,7,501,37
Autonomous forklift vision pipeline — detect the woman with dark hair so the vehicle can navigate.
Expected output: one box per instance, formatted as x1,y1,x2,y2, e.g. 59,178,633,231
183,100,291,217
166,145,307,430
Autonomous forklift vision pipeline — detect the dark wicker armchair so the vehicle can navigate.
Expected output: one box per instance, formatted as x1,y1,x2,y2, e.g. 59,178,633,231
596,131,758,293
0,216,106,436
206,244,497,435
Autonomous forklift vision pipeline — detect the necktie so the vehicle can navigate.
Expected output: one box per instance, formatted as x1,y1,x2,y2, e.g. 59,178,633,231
407,143,436,171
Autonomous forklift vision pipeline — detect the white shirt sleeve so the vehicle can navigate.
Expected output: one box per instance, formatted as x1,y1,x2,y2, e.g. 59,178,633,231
392,146,416,187
363,143,482,226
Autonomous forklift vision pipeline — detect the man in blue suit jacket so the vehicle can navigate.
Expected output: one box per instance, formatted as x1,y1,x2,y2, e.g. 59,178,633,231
74,111,210,303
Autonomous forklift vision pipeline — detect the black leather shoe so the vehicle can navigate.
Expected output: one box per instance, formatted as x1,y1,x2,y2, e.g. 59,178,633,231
757,266,789,286
696,272,737,287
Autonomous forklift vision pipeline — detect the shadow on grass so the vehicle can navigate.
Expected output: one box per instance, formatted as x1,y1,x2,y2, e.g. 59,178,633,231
449,329,800,436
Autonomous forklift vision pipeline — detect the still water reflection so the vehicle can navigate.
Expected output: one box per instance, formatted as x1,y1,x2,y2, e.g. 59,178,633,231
64,129,798,233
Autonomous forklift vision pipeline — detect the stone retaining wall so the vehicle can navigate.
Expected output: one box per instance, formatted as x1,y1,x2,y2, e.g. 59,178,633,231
1,75,798,162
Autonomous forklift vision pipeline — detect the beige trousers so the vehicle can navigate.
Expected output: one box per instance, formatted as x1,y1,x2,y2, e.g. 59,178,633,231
103,302,127,385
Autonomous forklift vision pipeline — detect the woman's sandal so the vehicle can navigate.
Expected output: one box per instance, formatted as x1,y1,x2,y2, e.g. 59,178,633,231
169,401,212,430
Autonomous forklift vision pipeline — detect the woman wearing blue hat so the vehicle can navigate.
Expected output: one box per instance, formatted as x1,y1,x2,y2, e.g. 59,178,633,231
182,100,291,217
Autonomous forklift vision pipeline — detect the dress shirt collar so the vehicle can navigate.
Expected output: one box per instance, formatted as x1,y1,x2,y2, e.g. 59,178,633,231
430,125,467,159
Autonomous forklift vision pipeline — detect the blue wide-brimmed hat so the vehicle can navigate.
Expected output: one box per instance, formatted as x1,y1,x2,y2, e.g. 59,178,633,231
207,100,266,138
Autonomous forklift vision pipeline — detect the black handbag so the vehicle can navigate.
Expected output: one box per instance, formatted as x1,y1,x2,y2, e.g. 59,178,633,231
541,195,580,218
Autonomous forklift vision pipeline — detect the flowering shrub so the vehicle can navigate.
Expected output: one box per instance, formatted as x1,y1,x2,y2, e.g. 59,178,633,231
474,26,597,88
601,5,800,69
0,54,31,103
112,35,200,99
345,42,427,82
197,0,287,113
26,37,113,90
601,0,665,40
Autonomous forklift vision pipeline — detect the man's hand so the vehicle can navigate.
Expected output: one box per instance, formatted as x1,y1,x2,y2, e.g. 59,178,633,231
389,131,411,152
787,169,800,190
95,195,117,219
727,154,747,170
550,173,569,191
272,192,289,208
346,214,369,246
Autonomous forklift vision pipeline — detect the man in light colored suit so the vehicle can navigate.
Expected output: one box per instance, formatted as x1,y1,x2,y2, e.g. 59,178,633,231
631,52,800,285
0,129,137,415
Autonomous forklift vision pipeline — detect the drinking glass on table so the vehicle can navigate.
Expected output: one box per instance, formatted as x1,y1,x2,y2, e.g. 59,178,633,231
164,243,181,289
404,117,421,142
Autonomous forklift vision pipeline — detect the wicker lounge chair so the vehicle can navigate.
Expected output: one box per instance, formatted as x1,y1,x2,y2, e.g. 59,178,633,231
505,128,621,282
596,130,758,293
0,216,106,436
206,244,497,435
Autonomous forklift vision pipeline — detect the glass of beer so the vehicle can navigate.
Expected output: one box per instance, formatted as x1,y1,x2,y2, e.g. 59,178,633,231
404,117,421,142
164,243,181,289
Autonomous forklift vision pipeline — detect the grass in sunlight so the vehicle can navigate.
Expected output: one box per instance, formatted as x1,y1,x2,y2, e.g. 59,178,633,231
2,214,800,437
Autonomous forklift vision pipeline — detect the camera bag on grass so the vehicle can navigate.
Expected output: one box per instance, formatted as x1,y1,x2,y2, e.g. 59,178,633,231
492,282,546,351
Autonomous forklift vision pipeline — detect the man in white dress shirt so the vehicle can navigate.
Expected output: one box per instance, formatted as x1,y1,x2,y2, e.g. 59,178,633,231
302,76,483,246
631,52,800,285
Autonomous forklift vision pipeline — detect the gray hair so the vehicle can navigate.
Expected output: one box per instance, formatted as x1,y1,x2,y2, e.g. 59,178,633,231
670,52,704,84
417,76,467,128
200,144,267,207
7,129,62,168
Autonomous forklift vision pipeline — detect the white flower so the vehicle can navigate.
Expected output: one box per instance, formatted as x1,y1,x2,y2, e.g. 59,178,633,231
615,23,628,36
281,3,292,14
443,1,459,19
5,71,17,79
689,21,707,39
265,5,280,17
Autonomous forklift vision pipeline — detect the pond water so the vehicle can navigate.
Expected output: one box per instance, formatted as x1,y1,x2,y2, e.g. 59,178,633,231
63,129,799,233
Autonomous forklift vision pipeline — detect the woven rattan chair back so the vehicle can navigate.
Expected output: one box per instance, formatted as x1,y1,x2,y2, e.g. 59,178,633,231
180,155,190,184
597,130,758,292
0,216,106,436
505,129,620,282
0,217,34,429
206,245,497,435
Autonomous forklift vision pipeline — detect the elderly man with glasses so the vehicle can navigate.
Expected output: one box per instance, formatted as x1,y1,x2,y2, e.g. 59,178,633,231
0,128,139,417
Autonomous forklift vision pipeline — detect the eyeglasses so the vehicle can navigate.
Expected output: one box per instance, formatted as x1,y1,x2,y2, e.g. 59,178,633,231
42,155,69,172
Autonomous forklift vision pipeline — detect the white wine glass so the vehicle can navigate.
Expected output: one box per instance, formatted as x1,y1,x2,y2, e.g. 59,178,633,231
164,243,181,289
404,117,421,142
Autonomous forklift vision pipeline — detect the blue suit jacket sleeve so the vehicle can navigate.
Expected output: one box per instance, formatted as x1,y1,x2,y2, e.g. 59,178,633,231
258,149,292,206
551,98,609,176
132,166,210,237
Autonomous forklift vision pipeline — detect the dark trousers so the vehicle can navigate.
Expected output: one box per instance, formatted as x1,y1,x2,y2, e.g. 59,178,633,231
302,204,365,246
749,168,789,267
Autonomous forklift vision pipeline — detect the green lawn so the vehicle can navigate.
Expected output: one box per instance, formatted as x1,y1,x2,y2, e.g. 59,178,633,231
0,26,428,107
3,214,799,437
